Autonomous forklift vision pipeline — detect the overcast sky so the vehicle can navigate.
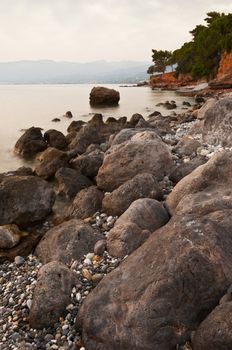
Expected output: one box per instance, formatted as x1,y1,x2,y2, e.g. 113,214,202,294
0,0,231,63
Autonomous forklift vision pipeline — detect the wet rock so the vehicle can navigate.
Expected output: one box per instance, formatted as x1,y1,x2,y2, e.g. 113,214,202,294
52,118,60,122
167,151,232,216
97,131,174,191
78,210,232,350
71,149,104,179
129,113,144,126
0,225,21,249
65,111,73,118
102,173,162,216
14,127,47,158
0,175,55,227
193,302,232,350
89,86,120,106
54,167,93,199
35,147,69,179
35,219,102,265
44,129,67,150
29,261,77,328
67,120,85,133
65,186,104,220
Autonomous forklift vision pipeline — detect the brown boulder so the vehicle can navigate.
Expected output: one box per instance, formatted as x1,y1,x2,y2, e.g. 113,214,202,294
166,151,232,216
35,147,69,179
14,127,47,158
29,261,78,329
54,167,93,199
173,136,201,156
193,302,232,350
89,86,120,106
0,176,55,227
97,131,174,191
35,219,102,265
169,156,207,184
102,173,162,216
44,129,67,150
71,149,104,179
77,210,232,350
65,186,104,220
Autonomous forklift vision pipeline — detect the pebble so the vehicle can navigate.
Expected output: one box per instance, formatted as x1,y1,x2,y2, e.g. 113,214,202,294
14,256,25,266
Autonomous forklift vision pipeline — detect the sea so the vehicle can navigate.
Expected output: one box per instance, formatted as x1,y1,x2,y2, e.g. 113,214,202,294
0,84,194,172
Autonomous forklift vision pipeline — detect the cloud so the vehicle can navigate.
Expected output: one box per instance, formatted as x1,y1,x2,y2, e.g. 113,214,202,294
0,0,231,62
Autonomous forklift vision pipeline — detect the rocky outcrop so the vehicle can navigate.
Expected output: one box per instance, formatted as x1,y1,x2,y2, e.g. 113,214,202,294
209,52,232,89
102,173,162,216
65,186,104,220
89,86,120,106
29,261,78,329
107,198,169,257
35,147,69,179
35,219,102,265
166,151,232,216
14,127,47,158
0,176,55,227
97,131,174,191
77,210,232,350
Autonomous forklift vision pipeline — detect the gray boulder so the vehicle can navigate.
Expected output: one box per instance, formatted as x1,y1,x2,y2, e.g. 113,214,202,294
0,176,55,227
29,261,78,329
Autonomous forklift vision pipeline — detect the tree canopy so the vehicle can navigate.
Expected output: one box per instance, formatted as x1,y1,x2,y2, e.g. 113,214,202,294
149,12,232,80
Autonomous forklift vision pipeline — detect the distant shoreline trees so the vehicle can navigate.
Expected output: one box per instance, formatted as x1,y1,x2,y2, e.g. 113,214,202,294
148,12,232,80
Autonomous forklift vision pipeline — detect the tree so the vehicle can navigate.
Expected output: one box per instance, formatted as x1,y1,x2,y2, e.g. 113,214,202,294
151,50,172,74
147,65,155,75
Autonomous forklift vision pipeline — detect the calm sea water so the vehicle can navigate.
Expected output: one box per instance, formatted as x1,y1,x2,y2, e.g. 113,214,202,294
0,84,194,172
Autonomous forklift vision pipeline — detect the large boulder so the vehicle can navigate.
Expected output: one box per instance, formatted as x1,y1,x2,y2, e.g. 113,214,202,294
201,96,232,146
89,86,120,106
166,151,232,216
14,127,47,158
54,167,93,199
97,131,174,191
29,261,78,329
111,128,161,146
77,210,232,350
35,219,102,265
44,129,67,150
102,173,162,216
193,301,232,350
69,124,104,154
35,147,69,179
71,149,104,178
65,186,104,220
0,176,55,227
107,198,169,257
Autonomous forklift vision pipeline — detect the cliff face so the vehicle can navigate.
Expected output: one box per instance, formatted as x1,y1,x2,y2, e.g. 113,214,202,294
210,52,232,89
150,72,192,89
217,52,232,78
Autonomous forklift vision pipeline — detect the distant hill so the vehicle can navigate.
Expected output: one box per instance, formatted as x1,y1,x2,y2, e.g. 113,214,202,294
0,60,150,84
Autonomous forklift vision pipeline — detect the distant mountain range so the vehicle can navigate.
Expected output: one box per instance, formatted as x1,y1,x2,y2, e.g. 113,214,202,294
0,60,150,84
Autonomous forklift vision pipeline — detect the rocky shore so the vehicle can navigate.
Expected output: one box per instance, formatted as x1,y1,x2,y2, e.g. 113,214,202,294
1,90,232,349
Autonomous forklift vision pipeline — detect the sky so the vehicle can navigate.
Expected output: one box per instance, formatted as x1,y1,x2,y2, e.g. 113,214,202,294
0,0,231,63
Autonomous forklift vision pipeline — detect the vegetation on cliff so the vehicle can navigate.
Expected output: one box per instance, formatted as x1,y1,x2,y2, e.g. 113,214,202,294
149,12,232,80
